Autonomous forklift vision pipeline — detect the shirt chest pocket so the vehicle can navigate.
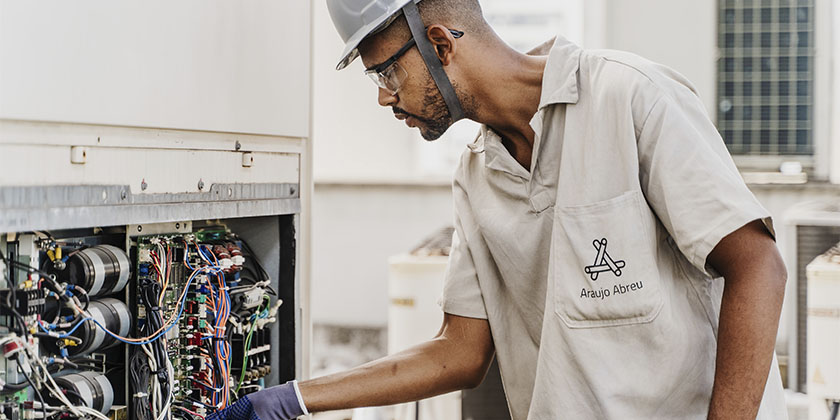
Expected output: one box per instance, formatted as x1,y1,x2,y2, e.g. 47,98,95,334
553,190,664,328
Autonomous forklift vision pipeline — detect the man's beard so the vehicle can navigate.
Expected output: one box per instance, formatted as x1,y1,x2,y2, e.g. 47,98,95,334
394,78,469,141
415,82,453,141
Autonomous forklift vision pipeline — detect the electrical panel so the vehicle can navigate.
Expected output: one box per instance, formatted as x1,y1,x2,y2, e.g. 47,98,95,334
0,219,299,420
0,3,311,419
130,229,278,418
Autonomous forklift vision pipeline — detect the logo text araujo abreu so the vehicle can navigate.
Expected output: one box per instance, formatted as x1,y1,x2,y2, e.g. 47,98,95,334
579,281,645,300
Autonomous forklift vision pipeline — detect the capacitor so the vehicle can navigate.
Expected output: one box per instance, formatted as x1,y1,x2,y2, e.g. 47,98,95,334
52,371,114,414
64,245,131,296
67,298,131,356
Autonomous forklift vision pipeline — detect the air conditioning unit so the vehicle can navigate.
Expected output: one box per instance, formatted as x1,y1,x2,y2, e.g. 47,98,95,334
0,3,311,418
783,200,840,393
805,243,840,419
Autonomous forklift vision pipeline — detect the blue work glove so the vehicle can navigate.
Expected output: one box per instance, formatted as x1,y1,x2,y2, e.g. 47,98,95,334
206,381,309,420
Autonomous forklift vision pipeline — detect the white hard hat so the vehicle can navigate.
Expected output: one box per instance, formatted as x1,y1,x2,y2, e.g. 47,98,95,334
327,0,415,70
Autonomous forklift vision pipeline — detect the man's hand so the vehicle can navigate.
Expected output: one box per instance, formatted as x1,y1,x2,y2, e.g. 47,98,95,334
706,219,786,419
299,313,494,413
208,313,492,419
206,381,305,420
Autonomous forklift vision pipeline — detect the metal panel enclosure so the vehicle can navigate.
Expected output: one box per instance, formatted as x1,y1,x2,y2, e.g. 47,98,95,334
0,1,311,137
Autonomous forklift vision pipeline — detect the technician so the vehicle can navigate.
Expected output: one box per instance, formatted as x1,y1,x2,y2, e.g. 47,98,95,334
209,0,788,419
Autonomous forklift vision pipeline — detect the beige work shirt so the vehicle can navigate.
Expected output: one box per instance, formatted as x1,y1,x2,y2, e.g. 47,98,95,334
441,36,787,419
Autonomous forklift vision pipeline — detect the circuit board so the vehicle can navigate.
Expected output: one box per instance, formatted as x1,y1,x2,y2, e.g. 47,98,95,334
132,229,276,419
0,225,279,420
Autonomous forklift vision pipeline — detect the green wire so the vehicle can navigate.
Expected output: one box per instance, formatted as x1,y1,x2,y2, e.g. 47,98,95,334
233,295,271,396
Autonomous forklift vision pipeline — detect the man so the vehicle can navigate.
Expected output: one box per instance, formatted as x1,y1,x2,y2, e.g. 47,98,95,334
210,0,788,418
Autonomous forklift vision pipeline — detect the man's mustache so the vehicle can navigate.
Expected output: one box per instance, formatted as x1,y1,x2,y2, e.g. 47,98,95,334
392,107,422,121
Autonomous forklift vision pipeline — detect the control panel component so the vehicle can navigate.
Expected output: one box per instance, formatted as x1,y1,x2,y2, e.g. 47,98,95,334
0,225,283,420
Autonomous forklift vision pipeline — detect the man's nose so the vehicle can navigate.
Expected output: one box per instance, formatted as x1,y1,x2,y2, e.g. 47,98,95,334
377,88,398,107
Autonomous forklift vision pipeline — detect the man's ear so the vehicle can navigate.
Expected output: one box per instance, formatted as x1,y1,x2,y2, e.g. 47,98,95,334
426,24,457,66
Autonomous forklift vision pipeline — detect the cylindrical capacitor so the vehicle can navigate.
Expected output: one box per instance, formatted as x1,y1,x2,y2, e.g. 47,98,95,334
53,371,114,414
68,298,131,356
64,245,131,296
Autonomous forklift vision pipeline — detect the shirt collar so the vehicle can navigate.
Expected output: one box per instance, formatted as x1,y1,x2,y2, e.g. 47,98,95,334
467,35,583,178
538,35,583,109
470,125,531,180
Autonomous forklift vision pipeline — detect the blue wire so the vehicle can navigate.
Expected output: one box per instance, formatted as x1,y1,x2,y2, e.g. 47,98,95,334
39,317,92,338
47,259,252,351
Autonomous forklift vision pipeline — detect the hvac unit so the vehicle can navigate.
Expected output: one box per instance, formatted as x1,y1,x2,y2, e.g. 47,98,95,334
0,2,311,419
783,200,840,393
805,244,840,419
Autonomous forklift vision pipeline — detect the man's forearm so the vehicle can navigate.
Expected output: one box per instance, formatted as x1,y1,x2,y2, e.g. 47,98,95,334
299,316,494,413
708,248,786,418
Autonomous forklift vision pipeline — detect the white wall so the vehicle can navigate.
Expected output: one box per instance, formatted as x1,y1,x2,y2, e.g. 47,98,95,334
312,184,452,326
831,0,840,184
584,0,718,118
0,1,310,137
312,0,464,183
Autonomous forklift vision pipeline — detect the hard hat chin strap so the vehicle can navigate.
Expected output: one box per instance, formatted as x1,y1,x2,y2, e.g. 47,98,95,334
402,0,465,122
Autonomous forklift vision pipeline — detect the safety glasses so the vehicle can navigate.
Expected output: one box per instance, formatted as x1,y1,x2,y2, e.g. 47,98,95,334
364,29,464,95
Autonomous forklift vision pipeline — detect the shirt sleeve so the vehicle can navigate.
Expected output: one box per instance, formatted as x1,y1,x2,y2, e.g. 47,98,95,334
439,178,488,319
637,83,775,278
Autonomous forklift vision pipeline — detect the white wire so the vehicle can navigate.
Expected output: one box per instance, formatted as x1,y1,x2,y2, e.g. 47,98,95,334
75,406,110,420
155,355,175,420
15,336,88,418
146,244,176,420
229,281,269,293
143,321,175,420
142,343,161,417
30,343,112,420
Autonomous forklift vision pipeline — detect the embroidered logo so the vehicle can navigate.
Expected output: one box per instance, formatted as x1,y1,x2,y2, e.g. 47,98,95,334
584,238,625,280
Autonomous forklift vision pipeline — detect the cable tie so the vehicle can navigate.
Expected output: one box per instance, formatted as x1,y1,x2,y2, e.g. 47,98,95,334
133,392,149,398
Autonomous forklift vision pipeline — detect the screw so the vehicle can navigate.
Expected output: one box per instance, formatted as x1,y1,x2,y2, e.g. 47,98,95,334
290,186,296,195
175,222,180,230
198,179,205,191
120,190,127,200
137,225,143,232
227,187,233,197
141,179,148,191
235,141,242,151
